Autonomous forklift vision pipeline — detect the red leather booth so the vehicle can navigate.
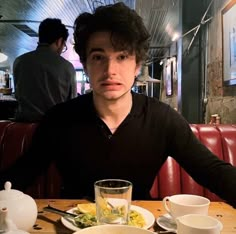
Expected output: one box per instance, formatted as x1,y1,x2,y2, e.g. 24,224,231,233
150,124,236,201
0,121,236,200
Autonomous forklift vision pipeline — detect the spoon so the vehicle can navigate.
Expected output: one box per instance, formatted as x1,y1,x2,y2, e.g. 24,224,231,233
157,230,177,234
159,215,176,224
97,192,121,215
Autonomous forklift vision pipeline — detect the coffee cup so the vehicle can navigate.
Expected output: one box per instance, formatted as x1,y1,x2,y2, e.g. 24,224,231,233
176,214,223,234
163,194,210,220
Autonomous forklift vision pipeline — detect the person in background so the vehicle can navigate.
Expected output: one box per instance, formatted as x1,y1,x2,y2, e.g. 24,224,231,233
13,18,77,122
1,3,236,207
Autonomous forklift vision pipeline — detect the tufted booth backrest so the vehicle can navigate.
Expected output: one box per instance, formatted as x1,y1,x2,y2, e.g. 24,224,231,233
0,121,236,199
150,124,236,201
0,121,61,198
0,121,45,197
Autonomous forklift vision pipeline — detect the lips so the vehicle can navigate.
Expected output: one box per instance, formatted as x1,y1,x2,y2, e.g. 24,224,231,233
101,81,121,86
100,80,121,89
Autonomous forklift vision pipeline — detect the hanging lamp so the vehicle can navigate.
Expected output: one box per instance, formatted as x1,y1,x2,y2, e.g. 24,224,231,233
136,66,161,83
0,50,8,63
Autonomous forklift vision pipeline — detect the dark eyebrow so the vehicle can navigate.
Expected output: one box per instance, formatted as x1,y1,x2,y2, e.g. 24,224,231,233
88,48,104,55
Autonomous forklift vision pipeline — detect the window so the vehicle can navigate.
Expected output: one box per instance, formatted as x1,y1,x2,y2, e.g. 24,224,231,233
76,70,91,95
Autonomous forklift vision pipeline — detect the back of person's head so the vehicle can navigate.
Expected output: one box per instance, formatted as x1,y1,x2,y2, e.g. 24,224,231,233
73,2,150,66
38,18,69,44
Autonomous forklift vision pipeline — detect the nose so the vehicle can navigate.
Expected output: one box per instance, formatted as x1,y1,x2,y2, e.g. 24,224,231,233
104,57,117,77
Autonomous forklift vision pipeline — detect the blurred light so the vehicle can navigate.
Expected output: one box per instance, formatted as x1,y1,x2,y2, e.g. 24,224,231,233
172,32,180,41
0,51,8,63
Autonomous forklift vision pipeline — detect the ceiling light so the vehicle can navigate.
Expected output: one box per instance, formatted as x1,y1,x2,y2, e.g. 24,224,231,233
136,66,161,83
172,33,180,41
0,50,8,63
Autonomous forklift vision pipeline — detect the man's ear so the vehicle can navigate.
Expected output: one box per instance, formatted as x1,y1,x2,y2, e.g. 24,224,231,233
135,63,142,77
55,37,63,47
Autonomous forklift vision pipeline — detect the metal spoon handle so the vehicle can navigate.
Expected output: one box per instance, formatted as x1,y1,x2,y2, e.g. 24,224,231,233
158,230,177,234
43,205,77,218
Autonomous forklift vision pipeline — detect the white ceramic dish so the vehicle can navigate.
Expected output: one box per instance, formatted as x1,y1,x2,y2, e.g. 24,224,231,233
156,213,177,232
61,205,155,231
72,224,154,234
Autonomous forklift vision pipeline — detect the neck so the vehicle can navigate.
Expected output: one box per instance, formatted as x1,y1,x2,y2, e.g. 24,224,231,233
93,92,132,130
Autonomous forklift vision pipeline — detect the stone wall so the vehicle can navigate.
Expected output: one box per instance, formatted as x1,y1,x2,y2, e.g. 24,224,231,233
159,0,236,123
207,0,236,123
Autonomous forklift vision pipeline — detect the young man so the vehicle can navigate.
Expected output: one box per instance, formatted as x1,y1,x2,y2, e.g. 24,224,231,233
1,3,236,206
13,18,77,122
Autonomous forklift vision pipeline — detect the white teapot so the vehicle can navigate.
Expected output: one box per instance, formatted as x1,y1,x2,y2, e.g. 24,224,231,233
0,181,38,231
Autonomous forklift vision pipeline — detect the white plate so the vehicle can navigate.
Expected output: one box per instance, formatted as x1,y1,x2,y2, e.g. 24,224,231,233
131,205,155,229
156,213,177,232
61,205,155,231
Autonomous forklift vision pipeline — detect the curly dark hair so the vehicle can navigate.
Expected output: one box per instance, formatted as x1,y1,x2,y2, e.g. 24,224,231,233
73,2,150,66
39,18,68,44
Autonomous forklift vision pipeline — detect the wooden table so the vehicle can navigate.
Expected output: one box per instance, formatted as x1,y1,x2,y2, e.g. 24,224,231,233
30,199,236,234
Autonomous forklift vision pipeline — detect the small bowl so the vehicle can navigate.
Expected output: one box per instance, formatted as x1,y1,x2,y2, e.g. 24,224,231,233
73,224,153,234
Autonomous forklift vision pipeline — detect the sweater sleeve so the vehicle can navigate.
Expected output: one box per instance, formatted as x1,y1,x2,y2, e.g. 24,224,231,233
166,108,236,207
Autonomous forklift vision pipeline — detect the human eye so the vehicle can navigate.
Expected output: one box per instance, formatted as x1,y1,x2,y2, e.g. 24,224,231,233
91,53,104,61
117,52,129,61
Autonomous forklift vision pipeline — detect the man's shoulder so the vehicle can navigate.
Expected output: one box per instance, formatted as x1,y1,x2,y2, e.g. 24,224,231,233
13,51,37,68
45,93,92,119
132,92,169,109
58,56,75,69
15,50,36,61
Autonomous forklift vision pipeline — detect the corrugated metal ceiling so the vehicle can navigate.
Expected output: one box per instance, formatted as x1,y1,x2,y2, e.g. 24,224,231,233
0,0,180,69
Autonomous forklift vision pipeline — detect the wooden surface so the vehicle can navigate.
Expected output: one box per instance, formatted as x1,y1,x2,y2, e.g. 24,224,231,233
30,199,236,234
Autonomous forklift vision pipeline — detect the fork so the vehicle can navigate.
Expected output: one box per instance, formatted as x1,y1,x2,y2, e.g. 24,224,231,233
43,205,77,218
157,230,177,234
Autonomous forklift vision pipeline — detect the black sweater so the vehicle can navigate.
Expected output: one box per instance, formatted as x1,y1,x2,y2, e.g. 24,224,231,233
1,92,236,206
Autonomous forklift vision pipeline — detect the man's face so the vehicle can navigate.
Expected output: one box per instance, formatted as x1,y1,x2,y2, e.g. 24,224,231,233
84,31,141,101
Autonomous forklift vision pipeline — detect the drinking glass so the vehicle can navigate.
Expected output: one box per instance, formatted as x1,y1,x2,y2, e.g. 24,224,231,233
94,179,132,225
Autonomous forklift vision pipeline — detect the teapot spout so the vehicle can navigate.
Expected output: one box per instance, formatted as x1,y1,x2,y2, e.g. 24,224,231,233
0,207,18,232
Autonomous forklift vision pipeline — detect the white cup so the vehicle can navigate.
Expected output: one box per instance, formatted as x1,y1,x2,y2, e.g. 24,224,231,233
176,214,223,234
163,194,210,220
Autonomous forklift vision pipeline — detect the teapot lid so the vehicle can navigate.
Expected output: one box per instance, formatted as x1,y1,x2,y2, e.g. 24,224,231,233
0,182,24,200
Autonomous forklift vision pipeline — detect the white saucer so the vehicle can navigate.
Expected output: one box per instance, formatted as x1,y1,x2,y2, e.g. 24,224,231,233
156,214,177,232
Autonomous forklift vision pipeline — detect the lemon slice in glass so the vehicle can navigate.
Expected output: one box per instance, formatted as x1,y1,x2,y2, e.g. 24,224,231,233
96,196,110,210
77,203,96,215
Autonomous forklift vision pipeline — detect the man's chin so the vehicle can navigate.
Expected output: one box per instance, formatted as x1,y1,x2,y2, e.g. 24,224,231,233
103,94,121,101
99,91,124,101
94,89,131,100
